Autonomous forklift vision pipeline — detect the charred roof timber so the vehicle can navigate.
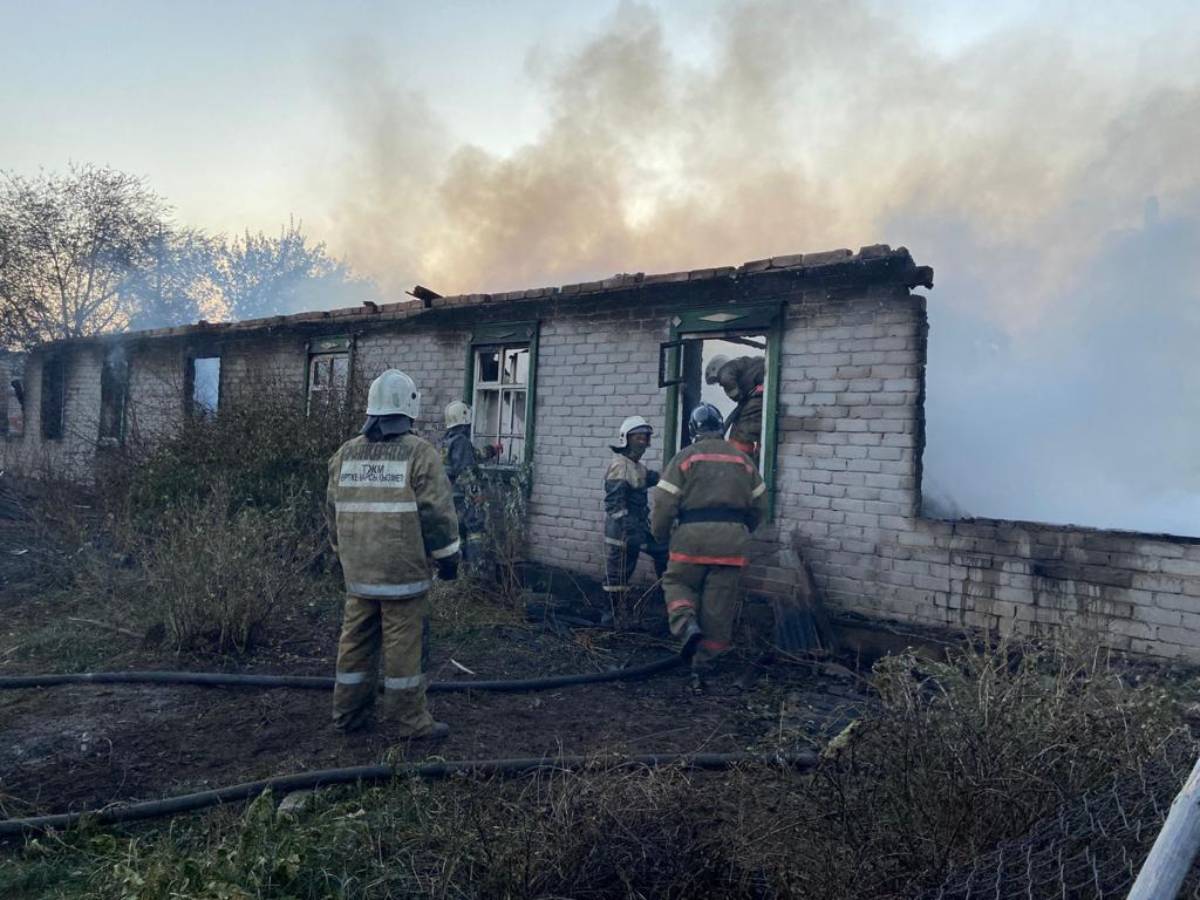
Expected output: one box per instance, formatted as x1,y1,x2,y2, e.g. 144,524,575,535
406,285,443,309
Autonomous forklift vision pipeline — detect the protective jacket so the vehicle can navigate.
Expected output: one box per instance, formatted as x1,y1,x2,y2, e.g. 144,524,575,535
716,356,765,446
443,425,478,496
604,452,657,547
715,356,765,403
326,434,460,599
651,435,768,566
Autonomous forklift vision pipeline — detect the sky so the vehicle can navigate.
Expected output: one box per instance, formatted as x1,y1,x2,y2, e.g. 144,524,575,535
3,0,1200,535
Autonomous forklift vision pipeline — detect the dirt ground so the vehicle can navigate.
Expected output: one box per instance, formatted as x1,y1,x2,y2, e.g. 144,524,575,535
0,585,864,821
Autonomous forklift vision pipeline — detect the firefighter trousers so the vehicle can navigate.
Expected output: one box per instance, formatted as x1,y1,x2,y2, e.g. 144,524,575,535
604,540,668,628
662,560,743,671
332,593,435,736
453,495,486,565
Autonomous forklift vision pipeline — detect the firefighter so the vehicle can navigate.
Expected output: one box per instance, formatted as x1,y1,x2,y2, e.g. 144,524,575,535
602,416,668,629
325,369,461,739
651,402,768,692
442,400,486,565
704,354,765,456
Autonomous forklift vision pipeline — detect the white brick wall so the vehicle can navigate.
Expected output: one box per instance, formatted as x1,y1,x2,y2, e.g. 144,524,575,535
9,270,1200,663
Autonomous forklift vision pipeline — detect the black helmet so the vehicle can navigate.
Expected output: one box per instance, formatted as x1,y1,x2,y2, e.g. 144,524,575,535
688,403,725,439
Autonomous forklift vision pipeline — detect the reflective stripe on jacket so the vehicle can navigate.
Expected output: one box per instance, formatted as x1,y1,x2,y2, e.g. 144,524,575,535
325,434,460,599
650,436,767,566
604,452,653,546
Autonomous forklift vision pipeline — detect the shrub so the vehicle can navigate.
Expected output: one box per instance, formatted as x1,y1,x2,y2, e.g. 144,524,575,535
132,485,321,653
732,637,1188,898
58,377,360,655
457,463,533,604
120,376,359,536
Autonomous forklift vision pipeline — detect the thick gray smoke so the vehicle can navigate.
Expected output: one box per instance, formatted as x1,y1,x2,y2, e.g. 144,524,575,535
322,0,1200,535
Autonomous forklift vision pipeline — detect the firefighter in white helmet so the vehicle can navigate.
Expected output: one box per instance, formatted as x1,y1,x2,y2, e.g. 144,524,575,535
324,369,460,740
601,415,668,629
442,399,487,565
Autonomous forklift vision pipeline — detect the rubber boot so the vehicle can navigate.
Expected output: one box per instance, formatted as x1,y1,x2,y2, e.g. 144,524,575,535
610,590,631,632
680,620,703,661
408,721,450,741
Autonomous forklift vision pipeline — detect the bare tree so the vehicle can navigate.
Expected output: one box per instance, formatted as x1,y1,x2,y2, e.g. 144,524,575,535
125,227,222,331
214,218,371,320
0,165,167,347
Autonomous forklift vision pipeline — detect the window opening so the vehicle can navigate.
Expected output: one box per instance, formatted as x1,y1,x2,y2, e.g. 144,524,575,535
675,335,767,465
40,356,66,440
472,344,529,465
306,336,352,414
190,356,221,417
464,321,539,468
99,351,129,442
659,304,782,515
6,378,24,437
1,355,24,437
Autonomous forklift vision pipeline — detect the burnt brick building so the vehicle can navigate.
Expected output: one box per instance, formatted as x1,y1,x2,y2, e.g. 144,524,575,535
7,245,1200,661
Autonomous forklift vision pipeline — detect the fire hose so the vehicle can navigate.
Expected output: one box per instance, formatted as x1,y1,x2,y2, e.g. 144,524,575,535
0,653,682,692
0,657,783,836
0,750,818,835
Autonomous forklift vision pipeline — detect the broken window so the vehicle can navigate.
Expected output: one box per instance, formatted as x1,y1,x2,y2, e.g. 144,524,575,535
6,379,24,437
40,355,66,440
188,356,221,417
99,352,129,442
4,379,23,439
1,355,24,438
306,336,352,414
466,322,539,467
659,304,782,514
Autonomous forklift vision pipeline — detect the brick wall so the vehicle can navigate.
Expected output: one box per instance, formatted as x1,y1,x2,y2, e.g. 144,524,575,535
354,328,470,431
2,346,106,479
8,253,1200,663
527,304,669,575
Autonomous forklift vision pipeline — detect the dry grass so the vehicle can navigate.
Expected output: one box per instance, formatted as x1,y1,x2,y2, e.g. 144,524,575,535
128,485,322,653
0,475,105,595
1,636,1189,899
3,377,355,657
0,377,1192,897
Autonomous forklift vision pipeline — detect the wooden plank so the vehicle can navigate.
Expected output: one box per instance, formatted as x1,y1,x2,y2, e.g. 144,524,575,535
1128,754,1200,900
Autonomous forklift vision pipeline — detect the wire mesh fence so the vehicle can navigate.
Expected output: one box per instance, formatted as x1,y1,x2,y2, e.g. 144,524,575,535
925,734,1200,900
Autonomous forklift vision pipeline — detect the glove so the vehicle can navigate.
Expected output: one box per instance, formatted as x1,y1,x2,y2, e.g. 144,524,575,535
436,552,461,581
646,470,660,488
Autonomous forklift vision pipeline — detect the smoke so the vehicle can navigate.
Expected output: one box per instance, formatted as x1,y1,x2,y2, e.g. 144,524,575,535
322,0,1200,534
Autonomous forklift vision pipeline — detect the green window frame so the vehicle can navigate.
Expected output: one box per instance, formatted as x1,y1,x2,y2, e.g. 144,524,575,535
305,334,353,415
660,303,784,516
463,321,539,468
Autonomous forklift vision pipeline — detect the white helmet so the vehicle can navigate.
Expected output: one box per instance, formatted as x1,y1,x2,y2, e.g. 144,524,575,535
445,400,472,429
366,369,420,418
704,354,730,385
613,415,653,450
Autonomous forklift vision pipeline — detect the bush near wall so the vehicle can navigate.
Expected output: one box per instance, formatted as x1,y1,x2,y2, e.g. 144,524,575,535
120,380,360,533
73,381,362,653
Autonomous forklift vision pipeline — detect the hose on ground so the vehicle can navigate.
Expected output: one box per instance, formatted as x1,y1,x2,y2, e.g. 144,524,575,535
0,750,818,836
0,653,683,692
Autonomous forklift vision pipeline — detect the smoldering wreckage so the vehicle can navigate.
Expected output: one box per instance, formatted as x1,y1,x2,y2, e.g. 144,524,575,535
2,245,1200,894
